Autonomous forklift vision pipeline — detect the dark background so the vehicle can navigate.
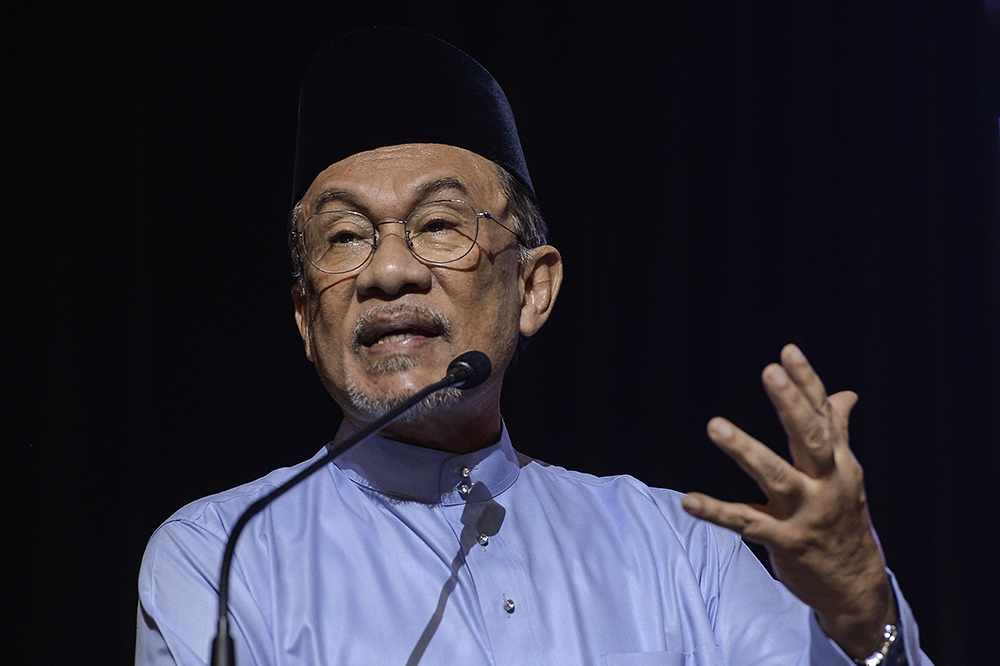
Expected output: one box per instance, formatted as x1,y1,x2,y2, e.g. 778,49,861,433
12,1,1000,664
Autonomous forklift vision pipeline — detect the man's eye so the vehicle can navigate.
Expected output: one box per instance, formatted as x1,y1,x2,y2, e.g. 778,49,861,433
322,220,372,245
417,217,460,234
328,231,361,244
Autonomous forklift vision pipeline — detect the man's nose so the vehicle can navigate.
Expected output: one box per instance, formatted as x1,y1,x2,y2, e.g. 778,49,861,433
354,223,433,297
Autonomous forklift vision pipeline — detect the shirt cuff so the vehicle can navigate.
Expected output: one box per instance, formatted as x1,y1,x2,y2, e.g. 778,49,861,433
807,570,920,666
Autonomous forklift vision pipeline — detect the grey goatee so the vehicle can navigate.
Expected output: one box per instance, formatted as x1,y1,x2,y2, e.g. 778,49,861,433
346,303,459,420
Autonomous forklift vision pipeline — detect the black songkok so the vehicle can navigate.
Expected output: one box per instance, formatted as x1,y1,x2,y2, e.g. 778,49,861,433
292,27,533,205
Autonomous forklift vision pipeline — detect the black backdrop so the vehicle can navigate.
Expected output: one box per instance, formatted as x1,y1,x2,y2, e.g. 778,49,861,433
13,2,1000,665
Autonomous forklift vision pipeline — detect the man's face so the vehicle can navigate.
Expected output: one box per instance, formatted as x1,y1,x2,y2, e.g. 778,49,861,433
293,143,538,447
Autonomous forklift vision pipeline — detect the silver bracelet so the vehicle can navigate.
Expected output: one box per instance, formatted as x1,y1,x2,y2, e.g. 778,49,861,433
853,623,898,666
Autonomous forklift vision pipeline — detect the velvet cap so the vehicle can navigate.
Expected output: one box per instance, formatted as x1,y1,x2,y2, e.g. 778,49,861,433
292,27,534,206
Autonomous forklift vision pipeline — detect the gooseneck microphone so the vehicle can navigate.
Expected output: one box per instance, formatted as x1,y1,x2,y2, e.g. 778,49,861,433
211,351,492,666
443,349,492,390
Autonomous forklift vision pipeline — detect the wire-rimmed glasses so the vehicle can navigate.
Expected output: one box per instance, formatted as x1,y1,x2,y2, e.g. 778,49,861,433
296,199,523,275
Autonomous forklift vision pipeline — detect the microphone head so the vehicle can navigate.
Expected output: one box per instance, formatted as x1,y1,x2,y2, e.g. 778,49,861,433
447,351,492,390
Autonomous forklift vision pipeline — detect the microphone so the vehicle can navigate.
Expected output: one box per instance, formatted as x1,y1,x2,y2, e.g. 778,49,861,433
445,350,492,389
211,351,492,666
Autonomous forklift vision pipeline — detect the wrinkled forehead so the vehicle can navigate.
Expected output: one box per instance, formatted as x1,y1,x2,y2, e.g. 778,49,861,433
301,143,506,219
292,27,534,207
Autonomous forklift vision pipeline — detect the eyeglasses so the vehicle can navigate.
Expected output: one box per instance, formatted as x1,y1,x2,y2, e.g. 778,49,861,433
296,199,523,275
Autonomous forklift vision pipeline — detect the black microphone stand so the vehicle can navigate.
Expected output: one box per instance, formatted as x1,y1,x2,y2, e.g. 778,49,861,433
211,352,490,666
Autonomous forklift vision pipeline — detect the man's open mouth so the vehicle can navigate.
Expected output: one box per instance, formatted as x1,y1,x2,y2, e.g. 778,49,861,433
354,305,451,349
365,328,437,347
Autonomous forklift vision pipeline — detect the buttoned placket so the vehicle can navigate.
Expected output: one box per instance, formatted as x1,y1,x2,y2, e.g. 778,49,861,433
441,460,542,666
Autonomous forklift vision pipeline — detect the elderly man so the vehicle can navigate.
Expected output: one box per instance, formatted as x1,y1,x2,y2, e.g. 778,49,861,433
137,28,932,666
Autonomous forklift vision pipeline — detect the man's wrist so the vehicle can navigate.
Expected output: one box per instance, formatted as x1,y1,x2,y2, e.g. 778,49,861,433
852,623,902,666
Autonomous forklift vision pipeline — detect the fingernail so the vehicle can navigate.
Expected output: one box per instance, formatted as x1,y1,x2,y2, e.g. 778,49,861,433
766,365,788,387
709,418,733,438
682,495,702,513
786,344,806,364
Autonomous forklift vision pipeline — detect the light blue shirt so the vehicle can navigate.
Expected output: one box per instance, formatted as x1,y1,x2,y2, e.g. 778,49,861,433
137,424,931,665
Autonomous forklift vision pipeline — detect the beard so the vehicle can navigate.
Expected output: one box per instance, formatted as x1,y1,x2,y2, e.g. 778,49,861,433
344,379,463,423
343,304,460,422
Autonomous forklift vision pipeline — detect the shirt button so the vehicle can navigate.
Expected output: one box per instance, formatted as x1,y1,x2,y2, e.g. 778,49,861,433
457,482,472,495
503,598,515,613
477,534,489,546
459,465,472,478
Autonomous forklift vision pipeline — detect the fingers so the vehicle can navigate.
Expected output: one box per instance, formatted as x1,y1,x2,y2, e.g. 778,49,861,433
779,344,829,412
706,417,802,503
681,492,782,545
762,345,840,477
695,344,858,529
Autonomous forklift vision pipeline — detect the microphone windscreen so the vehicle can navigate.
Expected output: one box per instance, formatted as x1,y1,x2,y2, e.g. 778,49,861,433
447,351,492,389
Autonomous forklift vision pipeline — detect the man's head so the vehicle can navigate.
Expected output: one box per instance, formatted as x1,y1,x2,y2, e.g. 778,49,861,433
289,30,562,451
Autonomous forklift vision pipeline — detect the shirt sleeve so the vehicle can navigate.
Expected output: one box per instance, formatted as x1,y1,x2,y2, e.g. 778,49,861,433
805,570,934,666
135,517,272,666
710,530,934,666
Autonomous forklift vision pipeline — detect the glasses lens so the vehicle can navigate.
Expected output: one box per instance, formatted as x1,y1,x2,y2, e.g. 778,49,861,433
303,211,375,273
406,200,479,263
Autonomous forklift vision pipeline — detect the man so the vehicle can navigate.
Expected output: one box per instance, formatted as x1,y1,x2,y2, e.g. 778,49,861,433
137,28,932,665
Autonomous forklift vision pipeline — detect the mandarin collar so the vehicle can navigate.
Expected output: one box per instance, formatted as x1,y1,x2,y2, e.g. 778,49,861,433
329,421,520,506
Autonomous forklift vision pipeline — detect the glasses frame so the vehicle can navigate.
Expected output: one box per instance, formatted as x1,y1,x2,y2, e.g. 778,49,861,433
295,199,524,275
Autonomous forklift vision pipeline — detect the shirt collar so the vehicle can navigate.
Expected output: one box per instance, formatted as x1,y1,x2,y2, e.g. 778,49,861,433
329,421,520,505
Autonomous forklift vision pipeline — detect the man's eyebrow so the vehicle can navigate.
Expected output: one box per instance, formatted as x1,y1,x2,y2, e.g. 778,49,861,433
414,177,471,201
314,190,361,210
311,177,472,212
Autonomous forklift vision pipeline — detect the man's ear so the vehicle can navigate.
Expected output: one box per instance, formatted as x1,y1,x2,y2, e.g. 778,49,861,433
292,283,314,362
519,245,563,337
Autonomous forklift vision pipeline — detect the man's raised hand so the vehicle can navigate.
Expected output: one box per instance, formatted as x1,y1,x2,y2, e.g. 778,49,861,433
681,344,896,658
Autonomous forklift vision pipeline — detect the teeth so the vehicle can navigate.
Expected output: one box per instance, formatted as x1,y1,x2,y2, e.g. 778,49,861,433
376,332,414,345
